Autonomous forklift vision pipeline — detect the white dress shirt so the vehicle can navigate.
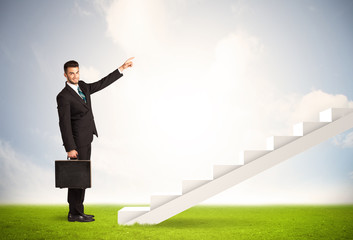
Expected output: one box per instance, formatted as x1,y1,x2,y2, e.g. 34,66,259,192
67,82,80,96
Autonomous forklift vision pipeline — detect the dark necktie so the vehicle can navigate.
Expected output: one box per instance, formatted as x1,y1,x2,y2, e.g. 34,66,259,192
77,86,86,103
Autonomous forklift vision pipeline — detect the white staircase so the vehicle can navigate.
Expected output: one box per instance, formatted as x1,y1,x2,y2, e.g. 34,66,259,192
118,108,353,225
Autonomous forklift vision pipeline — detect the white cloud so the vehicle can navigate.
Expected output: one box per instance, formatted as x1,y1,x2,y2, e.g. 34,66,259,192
86,2,353,204
333,130,353,148
105,0,167,56
74,1,92,16
289,90,353,123
102,0,212,77
31,44,53,78
0,139,64,204
29,128,62,146
208,32,353,144
231,0,255,16
86,24,353,205
212,32,264,77
80,65,101,83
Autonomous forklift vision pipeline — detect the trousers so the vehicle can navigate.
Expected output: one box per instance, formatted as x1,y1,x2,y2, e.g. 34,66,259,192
67,144,91,215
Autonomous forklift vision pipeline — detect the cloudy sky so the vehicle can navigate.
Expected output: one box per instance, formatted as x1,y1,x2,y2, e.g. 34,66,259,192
1,0,353,205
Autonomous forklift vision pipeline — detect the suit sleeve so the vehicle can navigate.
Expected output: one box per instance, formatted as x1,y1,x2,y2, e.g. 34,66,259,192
57,94,77,152
88,68,123,94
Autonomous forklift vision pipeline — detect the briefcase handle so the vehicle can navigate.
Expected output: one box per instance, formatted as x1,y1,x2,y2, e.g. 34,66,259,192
67,155,79,160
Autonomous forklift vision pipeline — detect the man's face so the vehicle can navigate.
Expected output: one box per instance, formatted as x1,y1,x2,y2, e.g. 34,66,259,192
64,67,80,85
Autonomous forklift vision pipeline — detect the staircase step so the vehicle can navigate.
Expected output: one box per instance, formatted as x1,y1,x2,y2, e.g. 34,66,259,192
213,165,242,179
266,136,300,150
240,150,271,164
150,194,181,210
293,122,328,136
182,180,212,194
320,108,353,122
118,207,150,225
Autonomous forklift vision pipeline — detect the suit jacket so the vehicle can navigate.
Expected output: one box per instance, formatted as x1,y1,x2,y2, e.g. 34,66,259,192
57,68,123,152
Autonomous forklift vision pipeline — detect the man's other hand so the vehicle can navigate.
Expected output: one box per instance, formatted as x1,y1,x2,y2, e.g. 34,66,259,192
119,57,134,72
67,150,78,159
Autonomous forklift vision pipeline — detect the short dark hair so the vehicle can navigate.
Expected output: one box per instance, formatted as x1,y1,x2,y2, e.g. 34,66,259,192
64,60,79,73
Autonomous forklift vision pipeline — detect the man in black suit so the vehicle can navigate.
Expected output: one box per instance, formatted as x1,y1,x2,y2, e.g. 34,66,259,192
57,57,134,222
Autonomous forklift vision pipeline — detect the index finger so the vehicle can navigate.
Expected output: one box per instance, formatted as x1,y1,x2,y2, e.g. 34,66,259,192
125,57,135,62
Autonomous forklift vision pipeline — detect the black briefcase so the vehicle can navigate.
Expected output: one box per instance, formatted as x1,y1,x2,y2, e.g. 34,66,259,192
55,160,91,189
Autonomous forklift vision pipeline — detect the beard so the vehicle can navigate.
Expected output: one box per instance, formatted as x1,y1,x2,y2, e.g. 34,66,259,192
67,77,79,85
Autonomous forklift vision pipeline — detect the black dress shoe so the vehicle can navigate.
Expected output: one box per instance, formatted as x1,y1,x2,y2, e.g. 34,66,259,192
68,213,95,222
83,213,95,218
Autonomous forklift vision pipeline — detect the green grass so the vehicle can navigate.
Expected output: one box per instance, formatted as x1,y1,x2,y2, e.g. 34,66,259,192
0,205,352,240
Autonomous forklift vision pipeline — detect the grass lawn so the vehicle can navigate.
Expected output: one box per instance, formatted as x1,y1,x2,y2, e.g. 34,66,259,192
0,205,352,239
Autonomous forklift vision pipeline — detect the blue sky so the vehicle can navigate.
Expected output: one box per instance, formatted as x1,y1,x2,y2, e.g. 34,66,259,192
0,0,352,204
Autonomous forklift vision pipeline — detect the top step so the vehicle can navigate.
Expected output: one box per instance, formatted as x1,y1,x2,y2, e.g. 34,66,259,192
320,108,353,122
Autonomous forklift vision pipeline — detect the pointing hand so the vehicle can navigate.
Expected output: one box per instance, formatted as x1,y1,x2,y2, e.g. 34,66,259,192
119,57,134,72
